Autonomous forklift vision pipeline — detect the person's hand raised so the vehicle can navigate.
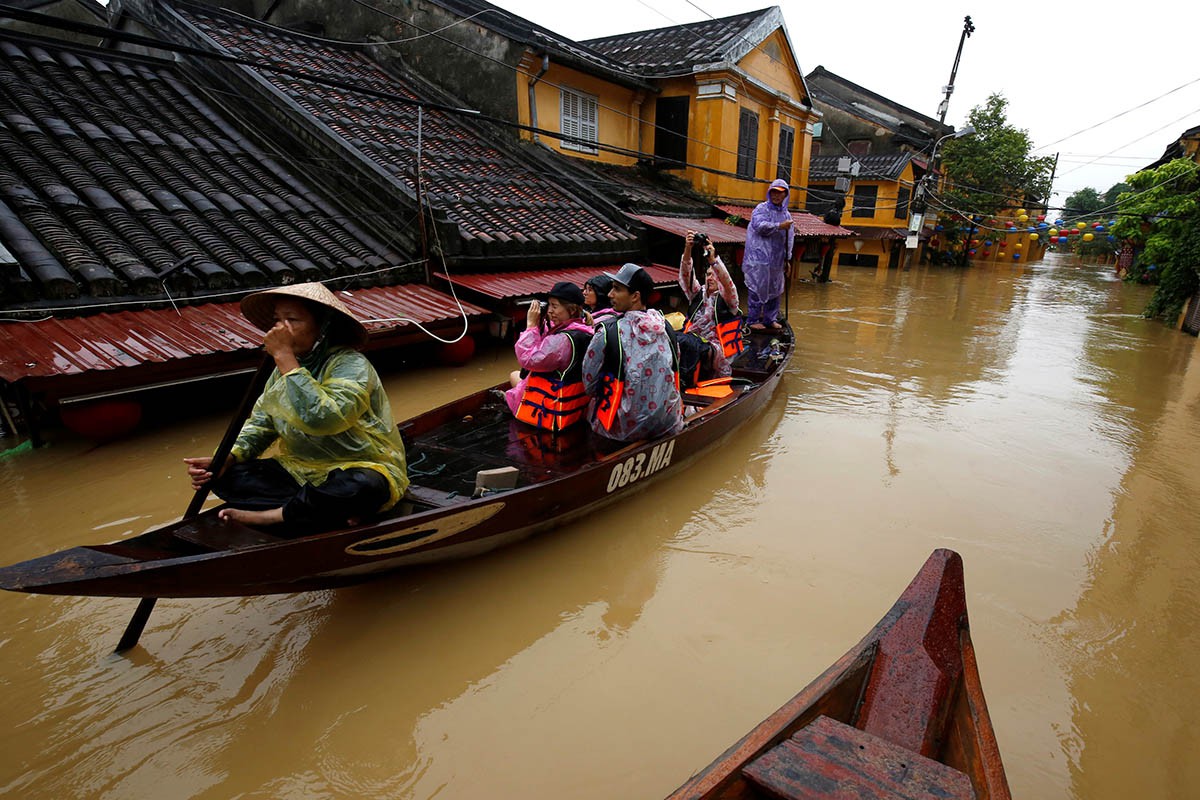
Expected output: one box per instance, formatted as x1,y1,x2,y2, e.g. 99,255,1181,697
263,320,297,359
526,301,542,328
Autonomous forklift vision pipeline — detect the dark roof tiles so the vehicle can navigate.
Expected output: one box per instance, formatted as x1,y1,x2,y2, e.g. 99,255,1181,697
0,33,407,309
175,3,636,260
583,8,772,76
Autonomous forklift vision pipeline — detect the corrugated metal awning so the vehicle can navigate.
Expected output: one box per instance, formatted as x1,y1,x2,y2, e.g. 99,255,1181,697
0,284,488,386
846,226,906,241
434,264,679,301
715,205,854,237
629,214,747,244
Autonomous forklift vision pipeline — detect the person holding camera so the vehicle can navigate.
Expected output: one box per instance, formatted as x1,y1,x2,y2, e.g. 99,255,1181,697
743,178,794,331
505,282,596,432
680,231,742,379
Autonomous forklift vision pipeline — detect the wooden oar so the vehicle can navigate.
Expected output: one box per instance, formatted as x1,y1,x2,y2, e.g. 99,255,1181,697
114,357,274,653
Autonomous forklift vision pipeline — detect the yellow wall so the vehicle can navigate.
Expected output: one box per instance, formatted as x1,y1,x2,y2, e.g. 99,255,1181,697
516,59,643,166
518,32,817,206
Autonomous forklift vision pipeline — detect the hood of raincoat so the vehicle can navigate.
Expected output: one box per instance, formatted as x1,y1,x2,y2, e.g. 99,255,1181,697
549,319,595,337
767,178,790,206
622,309,668,346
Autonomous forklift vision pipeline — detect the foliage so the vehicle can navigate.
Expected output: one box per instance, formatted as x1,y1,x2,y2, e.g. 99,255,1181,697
1064,187,1104,219
1104,182,1130,206
938,94,1057,222
1109,159,1200,322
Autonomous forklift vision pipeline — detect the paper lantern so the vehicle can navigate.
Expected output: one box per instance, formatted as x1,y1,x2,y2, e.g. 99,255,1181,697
1018,209,1027,216
971,239,980,246
1012,253,1021,260
1037,214,1046,221
969,249,977,256
998,241,1007,248
984,239,993,246
1014,242,1023,249
1005,221,1014,228
982,250,991,257
1055,218,1064,226
1049,228,1058,236
1019,214,1029,222
1076,221,1087,229
1083,233,1094,242
1095,225,1105,232
1029,233,1039,241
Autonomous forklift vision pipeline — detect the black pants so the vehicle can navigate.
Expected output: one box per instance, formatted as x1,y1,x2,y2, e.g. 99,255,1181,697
212,459,391,533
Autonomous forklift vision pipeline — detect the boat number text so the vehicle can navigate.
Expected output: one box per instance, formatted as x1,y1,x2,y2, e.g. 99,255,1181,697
607,440,675,493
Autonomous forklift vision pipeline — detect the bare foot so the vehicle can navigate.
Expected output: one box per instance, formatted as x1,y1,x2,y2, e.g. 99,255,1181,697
219,507,285,526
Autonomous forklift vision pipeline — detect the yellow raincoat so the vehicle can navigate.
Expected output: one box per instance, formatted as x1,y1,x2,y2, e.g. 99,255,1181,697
230,347,408,511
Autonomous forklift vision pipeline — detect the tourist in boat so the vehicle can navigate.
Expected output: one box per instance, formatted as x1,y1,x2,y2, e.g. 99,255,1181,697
583,274,618,326
680,230,742,378
505,282,596,432
184,282,408,531
743,178,794,332
582,263,683,442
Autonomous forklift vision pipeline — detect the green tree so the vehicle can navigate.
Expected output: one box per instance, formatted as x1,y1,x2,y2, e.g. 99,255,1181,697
1104,182,1130,206
1064,187,1104,218
935,94,1056,261
1109,158,1200,323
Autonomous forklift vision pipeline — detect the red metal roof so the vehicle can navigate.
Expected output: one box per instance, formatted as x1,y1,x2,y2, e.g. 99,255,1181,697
434,264,679,300
846,226,906,240
0,284,488,384
715,205,854,237
630,215,748,244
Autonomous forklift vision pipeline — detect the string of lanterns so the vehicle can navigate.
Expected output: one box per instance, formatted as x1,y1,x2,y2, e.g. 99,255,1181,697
931,208,1118,262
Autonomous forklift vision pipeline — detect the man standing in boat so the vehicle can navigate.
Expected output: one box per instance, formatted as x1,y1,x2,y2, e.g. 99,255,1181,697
582,264,683,442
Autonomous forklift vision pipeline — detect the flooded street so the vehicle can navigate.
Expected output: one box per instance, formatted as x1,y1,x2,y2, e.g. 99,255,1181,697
2,251,1199,798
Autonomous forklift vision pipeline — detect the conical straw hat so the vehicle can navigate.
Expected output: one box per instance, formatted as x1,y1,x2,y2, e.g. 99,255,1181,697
240,282,368,346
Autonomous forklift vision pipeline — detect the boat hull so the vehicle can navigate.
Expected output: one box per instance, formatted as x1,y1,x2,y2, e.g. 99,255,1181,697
0,329,789,598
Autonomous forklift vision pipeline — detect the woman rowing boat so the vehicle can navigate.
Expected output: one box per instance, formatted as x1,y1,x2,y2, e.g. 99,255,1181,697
184,283,408,533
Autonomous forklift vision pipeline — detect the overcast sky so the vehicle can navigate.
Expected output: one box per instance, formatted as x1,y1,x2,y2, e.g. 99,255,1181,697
491,0,1200,205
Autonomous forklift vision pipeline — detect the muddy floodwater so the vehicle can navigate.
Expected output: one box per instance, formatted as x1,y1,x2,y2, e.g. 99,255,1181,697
2,252,1199,799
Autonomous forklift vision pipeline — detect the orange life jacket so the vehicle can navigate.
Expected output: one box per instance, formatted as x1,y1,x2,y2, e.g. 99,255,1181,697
684,294,744,359
515,329,593,432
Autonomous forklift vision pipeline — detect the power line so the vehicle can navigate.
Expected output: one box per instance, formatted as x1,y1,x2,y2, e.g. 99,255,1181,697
1033,75,1200,152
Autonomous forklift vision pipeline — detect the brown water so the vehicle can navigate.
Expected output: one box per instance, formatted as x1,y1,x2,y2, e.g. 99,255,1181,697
2,252,1199,799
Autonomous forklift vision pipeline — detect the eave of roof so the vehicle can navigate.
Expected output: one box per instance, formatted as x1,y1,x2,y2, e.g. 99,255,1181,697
715,204,853,237
434,263,678,301
0,283,488,390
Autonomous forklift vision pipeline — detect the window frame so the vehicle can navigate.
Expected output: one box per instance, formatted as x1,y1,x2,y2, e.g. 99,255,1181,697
736,108,760,179
560,87,599,155
851,184,878,219
777,123,795,182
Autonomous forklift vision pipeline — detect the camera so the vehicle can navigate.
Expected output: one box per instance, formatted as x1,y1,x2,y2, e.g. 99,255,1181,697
692,232,709,251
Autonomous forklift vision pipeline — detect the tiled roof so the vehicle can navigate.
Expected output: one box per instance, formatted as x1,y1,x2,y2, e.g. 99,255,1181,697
554,157,715,216
805,66,948,143
583,8,776,77
0,283,488,393
435,263,679,301
808,153,913,182
420,0,649,88
170,2,639,264
715,204,853,237
0,32,410,311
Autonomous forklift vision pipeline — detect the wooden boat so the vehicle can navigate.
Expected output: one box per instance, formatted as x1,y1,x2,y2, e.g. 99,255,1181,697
0,327,792,599
666,548,1011,800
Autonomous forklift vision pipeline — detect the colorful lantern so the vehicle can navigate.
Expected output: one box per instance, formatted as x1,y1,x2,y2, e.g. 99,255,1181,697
1012,253,1021,260
1048,228,1058,236
1015,242,1023,249
1019,214,1029,223
999,241,1007,248
1029,233,1039,241
1076,221,1087,230
1083,233,1094,242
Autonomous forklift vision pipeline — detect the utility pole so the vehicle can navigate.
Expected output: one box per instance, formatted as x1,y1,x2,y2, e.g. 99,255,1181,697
937,16,975,126
906,16,975,267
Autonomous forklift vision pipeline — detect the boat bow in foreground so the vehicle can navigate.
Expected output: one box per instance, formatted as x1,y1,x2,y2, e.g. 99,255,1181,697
665,548,1011,800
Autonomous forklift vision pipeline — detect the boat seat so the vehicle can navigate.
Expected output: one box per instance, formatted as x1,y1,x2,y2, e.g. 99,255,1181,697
741,715,975,800
173,519,284,551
